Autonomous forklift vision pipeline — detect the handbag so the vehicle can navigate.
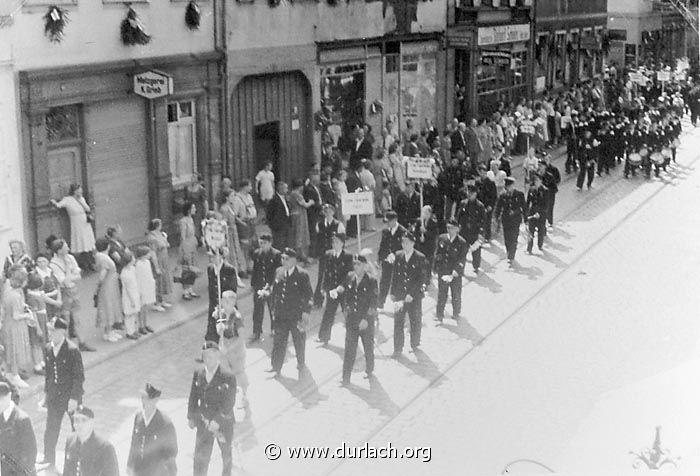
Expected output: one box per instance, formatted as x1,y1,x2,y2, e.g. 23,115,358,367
86,210,95,224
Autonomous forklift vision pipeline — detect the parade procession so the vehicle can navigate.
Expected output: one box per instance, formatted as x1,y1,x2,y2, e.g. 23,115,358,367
1,0,700,475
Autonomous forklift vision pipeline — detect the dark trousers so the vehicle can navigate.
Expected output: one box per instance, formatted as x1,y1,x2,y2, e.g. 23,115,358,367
193,424,233,476
271,319,306,372
342,319,375,381
566,138,578,172
318,294,340,342
527,217,546,252
483,209,493,240
503,223,519,261
308,214,320,258
313,254,327,306
393,299,422,352
462,233,481,271
576,163,595,189
252,293,273,336
436,276,462,319
205,304,219,343
271,227,289,253
597,150,611,175
624,156,638,177
545,190,556,226
44,400,69,464
378,262,394,307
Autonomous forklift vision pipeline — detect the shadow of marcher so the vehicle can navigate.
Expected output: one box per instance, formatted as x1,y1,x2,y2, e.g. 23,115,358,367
345,375,401,419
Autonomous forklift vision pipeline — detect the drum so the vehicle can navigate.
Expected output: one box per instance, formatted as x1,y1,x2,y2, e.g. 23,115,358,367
662,148,672,158
628,153,642,165
639,147,649,157
651,152,665,164
672,138,680,148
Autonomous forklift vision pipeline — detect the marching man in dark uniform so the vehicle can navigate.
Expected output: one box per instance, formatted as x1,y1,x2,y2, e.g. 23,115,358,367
250,234,282,343
267,248,313,378
317,233,353,345
494,177,527,267
313,204,345,307
63,406,119,476
377,211,407,310
390,232,430,357
39,317,85,473
188,342,237,476
526,174,548,254
433,219,467,322
127,383,178,476
205,249,238,344
339,254,378,385
538,155,561,229
0,382,36,476
456,184,487,274
576,127,599,191
475,164,497,242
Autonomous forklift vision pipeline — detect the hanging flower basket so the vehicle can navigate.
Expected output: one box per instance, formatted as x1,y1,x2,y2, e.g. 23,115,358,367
43,5,68,43
185,0,200,30
121,7,151,46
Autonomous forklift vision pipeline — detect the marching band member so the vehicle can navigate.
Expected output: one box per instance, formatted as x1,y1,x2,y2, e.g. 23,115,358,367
494,177,527,267
576,126,599,190
456,184,487,275
377,211,407,310
317,233,353,345
250,234,282,343
526,174,548,254
432,219,467,322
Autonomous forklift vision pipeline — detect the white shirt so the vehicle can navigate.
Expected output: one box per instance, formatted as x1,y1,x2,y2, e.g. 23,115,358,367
389,224,399,235
205,364,219,383
52,338,65,357
2,401,15,422
142,409,156,427
404,249,414,262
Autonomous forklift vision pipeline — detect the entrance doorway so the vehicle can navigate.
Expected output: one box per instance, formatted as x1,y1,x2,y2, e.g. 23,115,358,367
47,145,84,244
254,121,280,183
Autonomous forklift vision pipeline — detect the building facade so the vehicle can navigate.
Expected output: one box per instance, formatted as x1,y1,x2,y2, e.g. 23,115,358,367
224,0,447,183
446,0,535,121
535,0,608,93
0,0,223,251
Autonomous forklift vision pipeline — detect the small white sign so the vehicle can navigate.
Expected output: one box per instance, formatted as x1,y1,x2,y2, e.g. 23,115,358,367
203,219,228,250
341,191,375,215
520,120,536,135
406,157,434,179
133,70,174,99
291,119,300,131
657,71,671,82
629,72,647,85
535,76,546,92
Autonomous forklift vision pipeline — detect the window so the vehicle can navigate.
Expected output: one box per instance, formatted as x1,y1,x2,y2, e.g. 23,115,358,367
167,100,197,188
46,105,80,143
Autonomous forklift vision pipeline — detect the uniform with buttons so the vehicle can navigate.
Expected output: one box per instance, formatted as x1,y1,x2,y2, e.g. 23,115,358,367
127,409,178,476
433,232,468,320
250,247,282,337
390,249,430,353
317,249,353,343
341,271,378,382
63,432,119,476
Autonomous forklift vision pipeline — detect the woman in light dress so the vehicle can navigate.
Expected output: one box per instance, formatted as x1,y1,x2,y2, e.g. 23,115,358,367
119,250,141,340
178,202,199,301
146,218,173,309
134,245,156,336
289,178,315,263
1,266,34,388
219,190,246,277
51,184,96,271
94,238,123,343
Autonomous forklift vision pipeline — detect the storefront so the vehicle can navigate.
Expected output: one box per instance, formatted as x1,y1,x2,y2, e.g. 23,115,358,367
317,33,444,158
450,23,533,120
20,52,223,250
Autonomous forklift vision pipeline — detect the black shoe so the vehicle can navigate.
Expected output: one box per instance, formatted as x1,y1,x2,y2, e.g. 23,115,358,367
112,322,124,331
434,315,444,322
126,333,139,340
79,342,96,352
144,326,155,333
138,328,149,336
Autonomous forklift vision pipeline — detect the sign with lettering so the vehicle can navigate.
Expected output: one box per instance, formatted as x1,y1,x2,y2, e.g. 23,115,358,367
520,120,536,135
477,24,530,46
341,191,375,215
203,219,228,251
133,70,174,99
629,72,647,84
657,71,671,82
406,157,434,179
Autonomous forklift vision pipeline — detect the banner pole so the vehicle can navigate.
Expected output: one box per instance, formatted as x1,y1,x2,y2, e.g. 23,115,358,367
357,214,362,253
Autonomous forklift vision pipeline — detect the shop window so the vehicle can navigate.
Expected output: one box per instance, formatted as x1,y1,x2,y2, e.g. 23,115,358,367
320,64,366,151
46,105,81,143
167,100,197,188
400,51,437,130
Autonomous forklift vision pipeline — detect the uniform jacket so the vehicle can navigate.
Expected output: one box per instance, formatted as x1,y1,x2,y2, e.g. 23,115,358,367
395,192,421,229
495,190,527,227
271,266,313,321
127,409,178,476
207,262,238,307
187,366,236,431
343,273,378,327
266,194,291,233
251,248,282,291
433,234,468,277
378,225,407,262
526,185,548,218
541,164,561,193
411,217,441,260
44,340,84,405
0,404,37,476
456,198,487,237
390,250,430,301
63,432,119,476
321,250,353,292
350,139,373,170
476,177,498,208
317,219,343,254
319,182,336,206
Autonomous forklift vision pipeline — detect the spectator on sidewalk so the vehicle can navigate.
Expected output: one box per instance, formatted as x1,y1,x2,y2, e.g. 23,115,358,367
267,182,292,251
1,266,34,389
135,246,157,336
303,171,324,260
3,240,34,285
120,250,141,341
216,175,233,212
178,202,200,301
50,184,96,272
232,179,258,276
219,190,246,278
106,225,129,274
289,179,315,263
94,238,123,343
26,272,55,375
255,162,275,206
147,218,174,310
185,174,208,243
34,253,61,322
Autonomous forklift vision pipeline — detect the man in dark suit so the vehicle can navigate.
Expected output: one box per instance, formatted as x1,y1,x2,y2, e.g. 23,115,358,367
390,232,430,357
339,254,378,385
377,211,406,309
450,122,467,155
303,171,324,259
63,406,119,476
0,382,36,476
250,234,282,343
188,342,236,476
350,128,373,171
39,317,84,472
456,184,487,274
526,173,548,254
319,173,336,208
266,181,292,251
268,248,313,377
395,182,421,229
495,177,527,266
128,384,178,476
205,251,238,343
476,164,498,242
433,219,468,322
313,204,346,307
466,118,482,163
316,233,353,345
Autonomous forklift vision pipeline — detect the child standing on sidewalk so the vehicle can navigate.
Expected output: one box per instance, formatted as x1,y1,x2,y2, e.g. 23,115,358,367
120,251,141,340
135,246,157,336
26,273,53,375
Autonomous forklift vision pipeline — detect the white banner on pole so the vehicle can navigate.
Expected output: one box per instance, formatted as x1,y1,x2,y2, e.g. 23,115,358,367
405,156,434,179
629,72,647,84
341,191,375,215
203,219,228,250
657,71,671,82
519,119,536,135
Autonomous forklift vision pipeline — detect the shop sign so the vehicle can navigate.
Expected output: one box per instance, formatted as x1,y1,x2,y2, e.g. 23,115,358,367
406,157,434,179
477,24,530,46
481,50,512,65
341,191,375,215
133,70,174,99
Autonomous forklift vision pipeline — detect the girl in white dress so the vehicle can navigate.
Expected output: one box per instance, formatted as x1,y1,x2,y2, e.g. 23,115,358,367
134,246,157,336
120,251,141,340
